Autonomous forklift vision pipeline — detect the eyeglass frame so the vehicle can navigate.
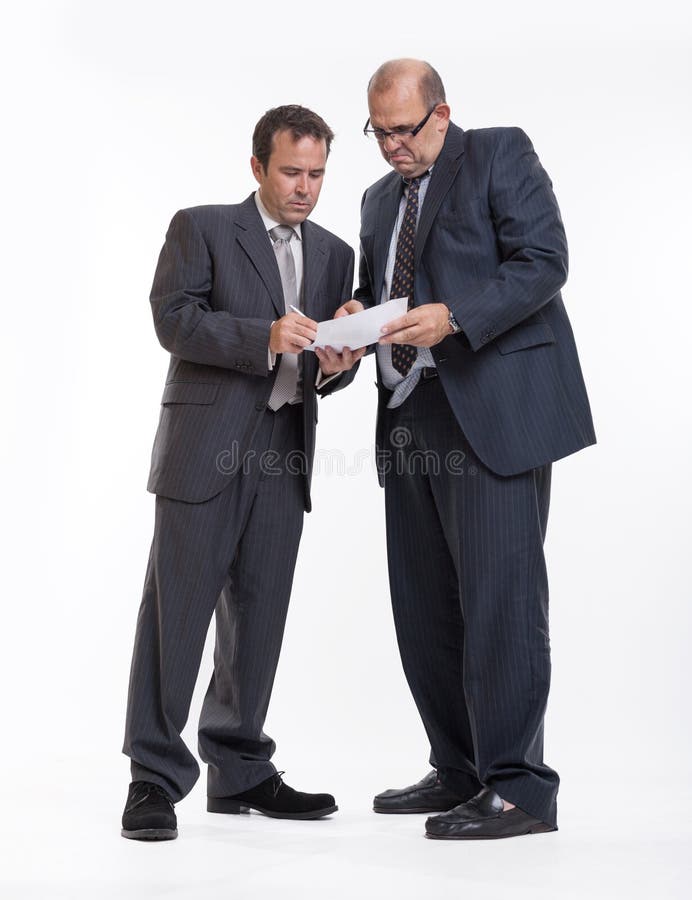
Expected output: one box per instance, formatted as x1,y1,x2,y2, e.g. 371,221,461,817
362,106,438,143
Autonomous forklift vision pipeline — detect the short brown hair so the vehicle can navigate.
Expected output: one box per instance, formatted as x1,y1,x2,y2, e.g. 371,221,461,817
252,105,335,170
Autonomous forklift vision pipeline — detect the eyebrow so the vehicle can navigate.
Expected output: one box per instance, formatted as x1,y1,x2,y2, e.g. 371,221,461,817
372,120,417,132
280,166,325,174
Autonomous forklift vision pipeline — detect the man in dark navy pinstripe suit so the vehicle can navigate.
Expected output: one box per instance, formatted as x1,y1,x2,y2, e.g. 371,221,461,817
121,106,363,840
339,59,595,839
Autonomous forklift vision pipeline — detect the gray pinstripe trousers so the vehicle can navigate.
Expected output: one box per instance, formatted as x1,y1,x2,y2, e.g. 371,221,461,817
123,404,305,802
382,376,559,827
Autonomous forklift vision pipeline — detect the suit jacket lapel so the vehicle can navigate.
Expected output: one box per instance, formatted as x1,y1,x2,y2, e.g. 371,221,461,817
373,175,403,301
415,123,466,270
301,220,328,320
233,195,285,318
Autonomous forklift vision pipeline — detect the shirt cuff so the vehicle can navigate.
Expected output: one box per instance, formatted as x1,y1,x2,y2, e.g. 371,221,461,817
316,368,340,390
268,323,277,370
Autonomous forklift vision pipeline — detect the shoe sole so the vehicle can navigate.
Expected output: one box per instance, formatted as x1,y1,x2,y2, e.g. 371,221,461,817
373,806,452,814
425,823,557,840
207,797,338,820
121,827,178,841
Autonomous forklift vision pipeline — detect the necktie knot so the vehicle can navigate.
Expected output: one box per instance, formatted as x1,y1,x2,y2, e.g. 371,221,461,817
270,225,295,244
402,170,428,196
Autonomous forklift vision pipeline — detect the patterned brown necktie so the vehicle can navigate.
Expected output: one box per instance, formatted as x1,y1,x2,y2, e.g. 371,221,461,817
390,176,421,376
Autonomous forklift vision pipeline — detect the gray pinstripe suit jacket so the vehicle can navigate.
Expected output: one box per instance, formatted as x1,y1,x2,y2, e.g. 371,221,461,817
355,123,596,479
146,196,355,509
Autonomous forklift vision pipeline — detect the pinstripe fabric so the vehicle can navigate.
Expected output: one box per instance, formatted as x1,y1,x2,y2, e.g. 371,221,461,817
146,197,355,509
356,125,596,479
383,379,558,826
355,124,595,829
124,405,304,801
123,198,356,801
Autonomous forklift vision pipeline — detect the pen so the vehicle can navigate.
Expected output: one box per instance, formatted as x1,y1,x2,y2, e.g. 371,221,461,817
289,305,307,317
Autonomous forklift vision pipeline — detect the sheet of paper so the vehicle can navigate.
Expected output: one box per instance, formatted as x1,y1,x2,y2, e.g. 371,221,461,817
306,296,408,352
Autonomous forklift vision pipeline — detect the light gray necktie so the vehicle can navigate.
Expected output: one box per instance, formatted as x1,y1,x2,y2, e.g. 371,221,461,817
267,225,301,411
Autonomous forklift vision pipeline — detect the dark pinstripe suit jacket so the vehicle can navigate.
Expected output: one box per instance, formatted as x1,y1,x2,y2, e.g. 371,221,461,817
146,196,355,510
355,122,596,478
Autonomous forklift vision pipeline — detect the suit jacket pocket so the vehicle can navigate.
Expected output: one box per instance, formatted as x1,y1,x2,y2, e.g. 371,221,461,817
161,381,220,405
495,323,556,355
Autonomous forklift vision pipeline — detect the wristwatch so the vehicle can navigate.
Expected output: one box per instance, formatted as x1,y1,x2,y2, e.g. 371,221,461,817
448,310,463,334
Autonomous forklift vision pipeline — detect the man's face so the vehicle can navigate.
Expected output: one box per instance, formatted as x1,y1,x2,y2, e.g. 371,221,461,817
367,82,450,178
251,130,327,226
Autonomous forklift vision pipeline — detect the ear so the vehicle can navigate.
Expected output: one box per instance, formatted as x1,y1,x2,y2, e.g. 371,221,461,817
250,155,264,185
433,104,451,131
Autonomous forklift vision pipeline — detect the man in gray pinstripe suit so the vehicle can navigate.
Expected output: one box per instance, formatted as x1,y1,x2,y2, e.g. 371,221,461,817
121,105,363,841
340,59,595,840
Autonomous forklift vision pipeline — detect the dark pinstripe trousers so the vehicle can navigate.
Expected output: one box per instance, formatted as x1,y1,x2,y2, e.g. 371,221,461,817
382,376,558,827
123,403,305,803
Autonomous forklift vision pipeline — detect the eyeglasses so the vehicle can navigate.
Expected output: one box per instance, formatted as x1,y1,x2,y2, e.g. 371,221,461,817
363,107,437,143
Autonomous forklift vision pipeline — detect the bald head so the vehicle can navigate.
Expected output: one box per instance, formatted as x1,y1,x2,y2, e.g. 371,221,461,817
365,58,451,178
367,58,446,109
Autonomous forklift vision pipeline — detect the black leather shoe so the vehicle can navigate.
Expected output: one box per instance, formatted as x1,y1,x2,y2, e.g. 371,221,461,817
425,787,556,840
373,770,472,814
121,781,178,841
207,772,337,820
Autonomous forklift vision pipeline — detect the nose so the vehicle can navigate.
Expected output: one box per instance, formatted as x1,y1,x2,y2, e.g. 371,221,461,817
382,132,404,150
295,174,309,194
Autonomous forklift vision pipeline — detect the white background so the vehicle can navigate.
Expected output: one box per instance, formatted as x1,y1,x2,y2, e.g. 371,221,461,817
1,1,690,897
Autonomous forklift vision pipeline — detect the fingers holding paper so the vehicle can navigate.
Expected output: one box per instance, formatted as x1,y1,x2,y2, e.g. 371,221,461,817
334,299,365,319
379,302,451,348
315,344,366,375
309,296,408,355
314,300,366,375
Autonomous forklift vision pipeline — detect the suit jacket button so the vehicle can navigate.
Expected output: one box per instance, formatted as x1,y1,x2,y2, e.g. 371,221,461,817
255,400,266,411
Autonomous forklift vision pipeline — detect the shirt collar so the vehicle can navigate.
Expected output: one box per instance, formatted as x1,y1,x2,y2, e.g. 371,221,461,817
254,191,303,241
402,165,433,189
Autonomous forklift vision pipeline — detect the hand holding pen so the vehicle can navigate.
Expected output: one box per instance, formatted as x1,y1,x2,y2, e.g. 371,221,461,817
269,306,318,354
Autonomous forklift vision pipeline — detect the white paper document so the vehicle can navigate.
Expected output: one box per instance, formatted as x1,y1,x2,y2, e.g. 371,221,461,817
307,296,408,353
